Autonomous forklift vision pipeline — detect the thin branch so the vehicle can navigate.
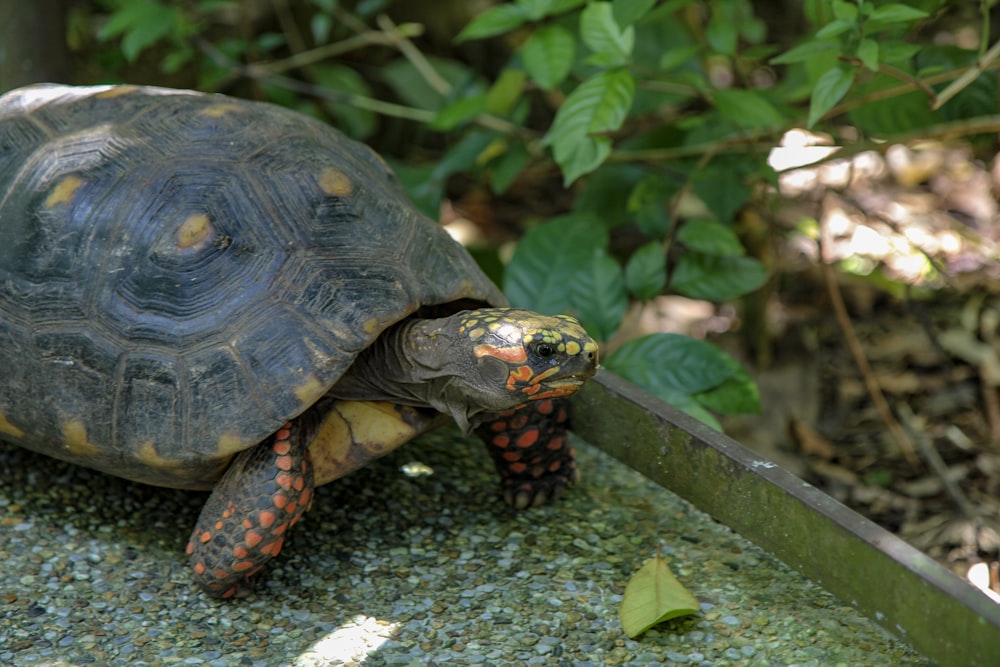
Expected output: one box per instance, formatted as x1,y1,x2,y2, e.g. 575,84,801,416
818,197,920,467
932,39,1000,111
375,14,452,96
838,55,939,103
253,26,424,75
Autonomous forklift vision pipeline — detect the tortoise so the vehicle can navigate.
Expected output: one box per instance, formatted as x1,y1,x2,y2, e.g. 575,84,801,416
0,84,599,598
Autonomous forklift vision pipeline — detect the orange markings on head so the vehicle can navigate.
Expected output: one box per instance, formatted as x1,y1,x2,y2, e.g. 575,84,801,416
520,384,542,396
529,367,560,385
507,365,534,383
476,344,527,364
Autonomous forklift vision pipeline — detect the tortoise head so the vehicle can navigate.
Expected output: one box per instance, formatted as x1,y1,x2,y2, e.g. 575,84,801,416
409,308,598,430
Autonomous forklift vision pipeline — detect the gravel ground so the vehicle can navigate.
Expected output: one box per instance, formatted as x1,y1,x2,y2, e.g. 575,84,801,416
1,429,930,666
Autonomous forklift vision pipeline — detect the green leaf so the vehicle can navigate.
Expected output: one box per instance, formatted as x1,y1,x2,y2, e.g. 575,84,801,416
706,5,738,55
572,250,628,341
713,89,784,130
431,94,487,131
670,254,768,301
770,39,839,65
545,70,634,184
628,174,676,237
504,215,608,315
659,44,701,72
808,65,855,127
489,143,531,194
382,57,479,111
831,0,858,21
308,64,377,138
612,0,657,28
581,2,635,67
868,4,929,24
552,136,613,186
607,333,735,400
620,554,700,638
815,19,855,39
857,38,879,71
676,219,745,256
519,25,575,90
486,69,526,115
694,362,761,415
690,158,755,225
99,1,182,62
625,241,666,301
456,4,530,42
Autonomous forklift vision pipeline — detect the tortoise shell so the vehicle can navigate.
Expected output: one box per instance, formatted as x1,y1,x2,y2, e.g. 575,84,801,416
0,84,504,488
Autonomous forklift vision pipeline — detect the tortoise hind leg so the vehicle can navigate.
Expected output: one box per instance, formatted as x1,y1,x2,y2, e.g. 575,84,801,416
476,398,578,510
187,421,314,598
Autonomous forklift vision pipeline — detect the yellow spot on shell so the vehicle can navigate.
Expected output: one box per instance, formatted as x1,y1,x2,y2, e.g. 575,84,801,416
0,412,25,439
217,433,247,456
363,318,380,335
318,168,353,197
45,175,84,208
96,86,137,99
294,375,326,407
200,103,242,118
176,213,214,250
62,420,100,456
565,341,581,356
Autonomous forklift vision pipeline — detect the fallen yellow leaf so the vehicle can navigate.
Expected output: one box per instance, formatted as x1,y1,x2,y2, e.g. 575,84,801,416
619,553,700,638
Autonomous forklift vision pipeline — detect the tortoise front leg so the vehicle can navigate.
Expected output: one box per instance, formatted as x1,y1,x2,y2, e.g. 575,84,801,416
476,397,578,509
187,421,314,598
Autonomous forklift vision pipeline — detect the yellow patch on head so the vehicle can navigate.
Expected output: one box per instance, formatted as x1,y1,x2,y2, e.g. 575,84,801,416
0,411,25,439
176,213,214,250
318,168,353,197
294,374,326,407
96,86,137,99
565,341,581,356
45,175,84,208
62,420,100,456
200,103,242,118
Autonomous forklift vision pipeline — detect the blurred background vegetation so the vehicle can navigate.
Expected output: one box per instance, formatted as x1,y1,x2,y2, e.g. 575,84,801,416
4,0,1000,589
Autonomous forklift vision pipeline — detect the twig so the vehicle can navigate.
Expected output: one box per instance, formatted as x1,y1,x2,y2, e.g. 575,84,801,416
897,403,977,519
838,55,939,104
932,39,1000,111
376,14,451,96
818,197,920,467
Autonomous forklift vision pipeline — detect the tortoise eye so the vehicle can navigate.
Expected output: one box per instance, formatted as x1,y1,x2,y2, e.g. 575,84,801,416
534,343,555,358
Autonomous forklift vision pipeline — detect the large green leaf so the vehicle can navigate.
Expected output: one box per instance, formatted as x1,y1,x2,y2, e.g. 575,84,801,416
606,333,736,400
504,215,608,315
624,241,667,301
456,4,531,42
520,25,575,90
572,250,628,341
808,65,855,127
676,219,745,256
544,70,635,184
713,89,784,130
580,2,635,67
670,254,768,301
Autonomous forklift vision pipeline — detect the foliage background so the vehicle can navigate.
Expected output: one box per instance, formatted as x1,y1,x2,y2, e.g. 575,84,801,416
3,0,998,433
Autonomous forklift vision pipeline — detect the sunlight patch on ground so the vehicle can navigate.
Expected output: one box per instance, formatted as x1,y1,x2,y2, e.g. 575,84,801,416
295,615,400,666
